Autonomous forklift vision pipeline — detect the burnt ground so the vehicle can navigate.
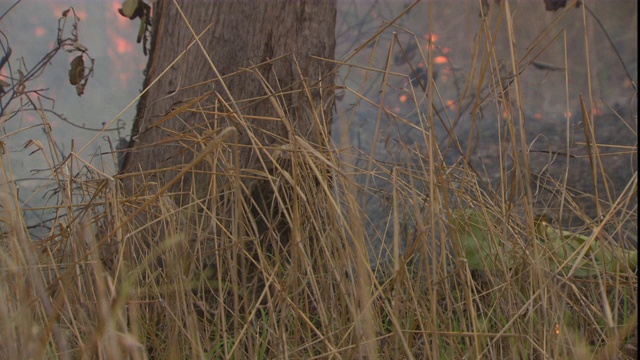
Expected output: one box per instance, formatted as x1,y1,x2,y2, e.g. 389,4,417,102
457,106,637,242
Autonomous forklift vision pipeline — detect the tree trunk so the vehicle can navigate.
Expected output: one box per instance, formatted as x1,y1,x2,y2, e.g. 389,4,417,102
121,0,336,194
116,2,338,311
112,4,371,355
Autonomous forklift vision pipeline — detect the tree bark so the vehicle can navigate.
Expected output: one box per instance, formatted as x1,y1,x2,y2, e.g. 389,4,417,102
120,0,336,196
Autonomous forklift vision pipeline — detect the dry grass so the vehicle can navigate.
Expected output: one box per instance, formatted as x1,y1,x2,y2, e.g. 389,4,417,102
0,1,636,359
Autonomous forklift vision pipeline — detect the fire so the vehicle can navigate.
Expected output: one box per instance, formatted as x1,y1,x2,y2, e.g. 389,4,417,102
119,72,129,86
423,33,439,50
624,78,633,88
434,56,448,65
114,36,135,54
446,100,455,111
34,27,46,37
424,33,438,43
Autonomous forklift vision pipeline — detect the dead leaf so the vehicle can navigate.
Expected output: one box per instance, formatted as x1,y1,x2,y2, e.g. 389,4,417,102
75,83,85,97
118,0,142,20
73,41,88,52
0,78,10,93
68,55,84,86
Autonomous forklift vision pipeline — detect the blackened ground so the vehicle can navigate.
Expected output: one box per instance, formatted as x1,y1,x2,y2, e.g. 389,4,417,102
459,107,637,243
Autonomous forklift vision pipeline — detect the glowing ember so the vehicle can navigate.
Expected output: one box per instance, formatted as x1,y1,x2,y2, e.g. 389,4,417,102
446,100,455,111
114,36,135,54
434,56,448,65
119,72,129,86
624,78,633,88
424,33,438,43
34,27,46,37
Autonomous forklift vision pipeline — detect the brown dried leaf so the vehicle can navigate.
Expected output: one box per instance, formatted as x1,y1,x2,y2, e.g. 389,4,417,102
73,41,88,52
75,83,85,97
15,69,25,95
68,55,84,86
0,78,10,90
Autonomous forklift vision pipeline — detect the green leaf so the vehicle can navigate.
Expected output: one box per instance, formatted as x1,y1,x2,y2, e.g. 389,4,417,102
452,209,637,277
535,216,637,277
451,209,509,271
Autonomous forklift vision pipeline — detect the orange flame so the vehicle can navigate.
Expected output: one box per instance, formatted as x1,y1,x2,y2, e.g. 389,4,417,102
114,36,135,54
446,100,456,111
434,56,448,65
424,33,438,43
34,27,46,37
